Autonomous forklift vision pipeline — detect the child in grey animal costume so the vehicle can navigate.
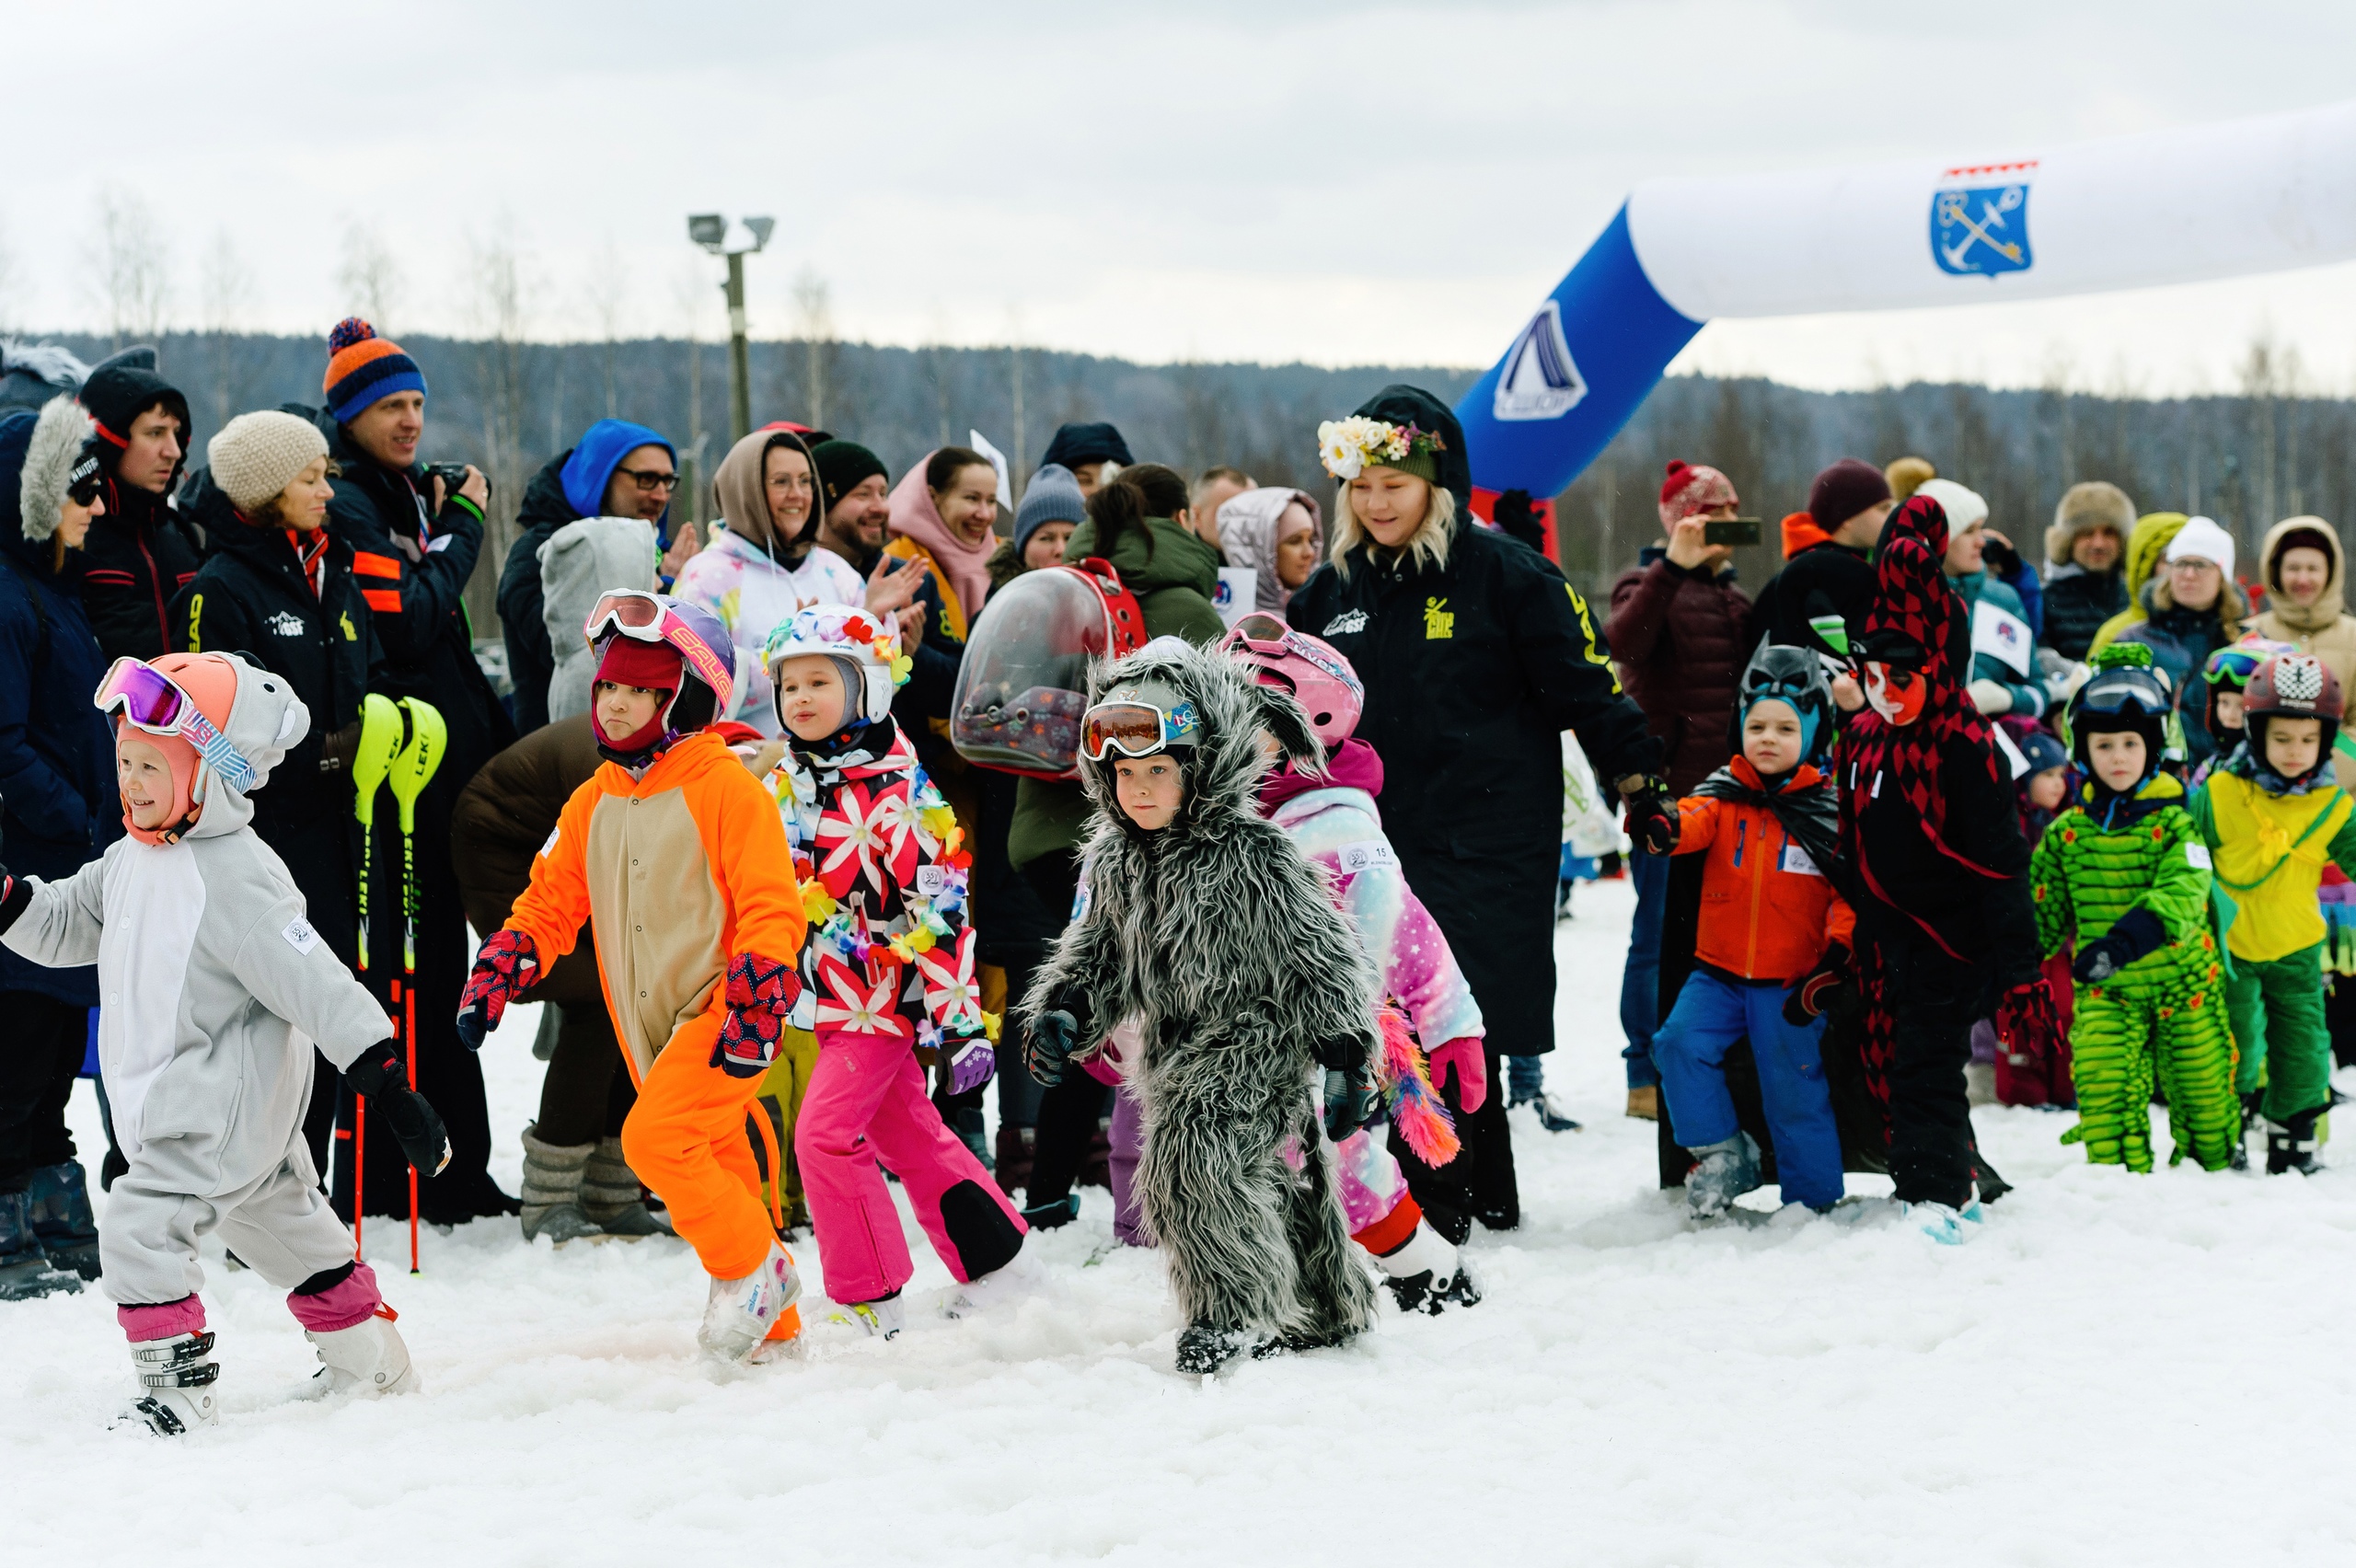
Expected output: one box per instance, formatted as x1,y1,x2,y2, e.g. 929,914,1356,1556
1023,637,1380,1373
0,651,451,1434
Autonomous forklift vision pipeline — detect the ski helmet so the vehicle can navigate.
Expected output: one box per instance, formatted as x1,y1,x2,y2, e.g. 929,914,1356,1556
2065,642,2171,779
1729,639,1833,759
761,602,909,729
2243,650,2343,758
1218,612,1364,747
584,591,735,744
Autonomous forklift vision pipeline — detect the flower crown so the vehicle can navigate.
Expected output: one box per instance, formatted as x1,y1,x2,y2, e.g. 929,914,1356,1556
1317,416,1446,481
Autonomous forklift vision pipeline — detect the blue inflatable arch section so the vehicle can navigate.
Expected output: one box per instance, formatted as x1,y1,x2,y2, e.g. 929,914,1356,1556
1457,101,2356,509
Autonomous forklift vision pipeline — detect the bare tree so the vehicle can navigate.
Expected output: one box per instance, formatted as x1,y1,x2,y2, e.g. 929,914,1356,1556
0,217,21,340
580,238,629,419
790,270,840,429
336,222,404,332
195,231,257,435
86,188,172,350
462,226,532,629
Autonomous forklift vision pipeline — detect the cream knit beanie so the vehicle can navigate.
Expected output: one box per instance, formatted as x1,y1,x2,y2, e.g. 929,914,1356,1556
208,410,329,513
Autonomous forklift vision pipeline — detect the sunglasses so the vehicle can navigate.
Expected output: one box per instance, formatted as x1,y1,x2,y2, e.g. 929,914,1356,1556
94,658,257,791
1080,700,1199,761
67,449,103,508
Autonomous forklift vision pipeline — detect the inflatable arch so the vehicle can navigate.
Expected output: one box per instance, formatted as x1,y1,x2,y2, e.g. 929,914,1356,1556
1456,100,2356,530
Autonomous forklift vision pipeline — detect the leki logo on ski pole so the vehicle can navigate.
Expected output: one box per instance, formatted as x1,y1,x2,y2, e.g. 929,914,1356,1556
1931,162,2037,277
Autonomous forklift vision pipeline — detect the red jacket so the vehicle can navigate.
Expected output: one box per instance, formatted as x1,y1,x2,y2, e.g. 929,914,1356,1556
1672,756,1854,984
1606,548,1751,794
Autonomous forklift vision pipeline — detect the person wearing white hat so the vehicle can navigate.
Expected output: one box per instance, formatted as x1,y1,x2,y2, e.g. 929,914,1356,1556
1924,478,2044,719
2114,514,2249,771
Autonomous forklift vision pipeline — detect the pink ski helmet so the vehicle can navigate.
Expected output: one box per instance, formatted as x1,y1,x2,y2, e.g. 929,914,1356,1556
1220,612,1364,746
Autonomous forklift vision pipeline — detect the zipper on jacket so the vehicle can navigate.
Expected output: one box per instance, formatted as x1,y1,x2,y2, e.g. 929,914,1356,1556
138,529,167,651
1733,818,1747,867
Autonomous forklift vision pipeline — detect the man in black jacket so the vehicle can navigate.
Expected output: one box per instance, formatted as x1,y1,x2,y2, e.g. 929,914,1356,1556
314,317,518,1221
78,347,202,662
1287,385,1668,1237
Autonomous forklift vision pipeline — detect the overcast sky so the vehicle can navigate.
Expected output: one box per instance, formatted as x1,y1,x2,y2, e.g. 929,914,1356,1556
5,0,2353,394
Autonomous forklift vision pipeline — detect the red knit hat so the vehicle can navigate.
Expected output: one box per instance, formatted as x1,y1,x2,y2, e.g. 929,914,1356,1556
1657,460,1738,527
595,636,684,694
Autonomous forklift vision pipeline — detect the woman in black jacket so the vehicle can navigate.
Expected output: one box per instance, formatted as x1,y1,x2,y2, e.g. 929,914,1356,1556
171,410,386,1173
1286,386,1669,1238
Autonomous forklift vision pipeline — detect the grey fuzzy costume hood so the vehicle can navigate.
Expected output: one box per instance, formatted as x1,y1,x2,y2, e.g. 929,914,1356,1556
539,514,660,724
179,652,311,840
18,397,94,545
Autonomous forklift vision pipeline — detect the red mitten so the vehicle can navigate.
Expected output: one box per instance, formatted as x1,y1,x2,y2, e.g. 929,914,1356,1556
1426,1035,1488,1113
712,951,803,1078
456,928,538,1050
1992,977,2062,1067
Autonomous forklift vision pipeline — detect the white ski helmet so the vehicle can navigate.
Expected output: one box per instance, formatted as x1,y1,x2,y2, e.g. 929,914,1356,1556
761,603,909,727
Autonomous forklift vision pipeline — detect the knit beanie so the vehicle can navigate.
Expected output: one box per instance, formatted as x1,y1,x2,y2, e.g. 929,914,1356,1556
208,411,330,513
1912,478,1988,535
1807,458,1893,532
1015,463,1089,555
324,318,426,424
811,439,888,507
1039,421,1133,472
79,346,191,469
1657,459,1738,526
1885,455,1935,502
2165,514,2236,580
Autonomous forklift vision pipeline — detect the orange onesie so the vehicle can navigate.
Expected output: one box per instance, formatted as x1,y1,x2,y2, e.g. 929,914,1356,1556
503,731,805,1281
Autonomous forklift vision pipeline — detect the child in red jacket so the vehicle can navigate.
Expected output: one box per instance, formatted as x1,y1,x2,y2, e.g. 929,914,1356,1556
1652,644,1852,1217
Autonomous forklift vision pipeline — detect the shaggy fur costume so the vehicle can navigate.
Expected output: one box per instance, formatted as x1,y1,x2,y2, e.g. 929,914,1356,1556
1022,639,1380,1345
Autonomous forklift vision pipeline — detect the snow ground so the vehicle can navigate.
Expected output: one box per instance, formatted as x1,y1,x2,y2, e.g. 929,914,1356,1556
9,875,2356,1566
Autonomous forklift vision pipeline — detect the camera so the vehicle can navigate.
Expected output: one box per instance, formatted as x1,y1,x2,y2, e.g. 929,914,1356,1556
423,462,486,507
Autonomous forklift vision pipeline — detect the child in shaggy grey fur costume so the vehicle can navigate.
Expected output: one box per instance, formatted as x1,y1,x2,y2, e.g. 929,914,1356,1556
1022,638,1380,1363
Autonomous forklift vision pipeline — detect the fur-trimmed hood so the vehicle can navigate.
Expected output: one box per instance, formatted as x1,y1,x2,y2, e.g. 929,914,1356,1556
18,397,94,546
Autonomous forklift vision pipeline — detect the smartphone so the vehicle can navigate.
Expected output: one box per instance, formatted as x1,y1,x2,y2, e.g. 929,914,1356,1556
1703,517,1762,548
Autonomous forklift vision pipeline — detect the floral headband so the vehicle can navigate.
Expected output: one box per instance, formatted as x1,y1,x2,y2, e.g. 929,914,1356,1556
1317,416,1446,482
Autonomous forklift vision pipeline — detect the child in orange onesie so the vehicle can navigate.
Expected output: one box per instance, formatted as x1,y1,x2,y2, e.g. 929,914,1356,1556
1651,642,1854,1218
456,594,809,1363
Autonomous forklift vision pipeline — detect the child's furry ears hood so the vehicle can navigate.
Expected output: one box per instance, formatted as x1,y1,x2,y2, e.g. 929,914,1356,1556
1248,679,1325,775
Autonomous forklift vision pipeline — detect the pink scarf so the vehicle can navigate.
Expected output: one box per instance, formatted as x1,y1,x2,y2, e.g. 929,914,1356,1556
887,455,997,637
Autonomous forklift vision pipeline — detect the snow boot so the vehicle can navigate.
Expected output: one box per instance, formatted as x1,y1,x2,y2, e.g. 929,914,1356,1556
1376,1220,1483,1315
0,1188,79,1300
2268,1110,2324,1175
25,1160,101,1280
1683,1132,1761,1220
1174,1321,1249,1376
994,1123,1035,1193
519,1123,603,1244
1022,1193,1079,1230
1530,1090,1582,1134
306,1312,417,1397
582,1136,671,1238
820,1291,907,1340
1904,1201,1977,1245
697,1241,803,1362
121,1332,221,1435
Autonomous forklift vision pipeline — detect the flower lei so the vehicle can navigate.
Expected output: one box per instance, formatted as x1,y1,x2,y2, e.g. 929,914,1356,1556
1316,416,1446,481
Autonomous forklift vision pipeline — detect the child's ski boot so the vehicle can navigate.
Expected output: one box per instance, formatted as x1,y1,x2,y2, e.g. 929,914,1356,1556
1375,1220,1483,1314
697,1241,803,1362
120,1332,221,1435
306,1311,417,1397
2267,1110,2324,1175
819,1291,907,1340
1683,1132,1761,1220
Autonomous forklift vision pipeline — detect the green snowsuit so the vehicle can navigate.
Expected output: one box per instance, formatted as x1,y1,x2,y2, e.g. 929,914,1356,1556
2030,776,2239,1171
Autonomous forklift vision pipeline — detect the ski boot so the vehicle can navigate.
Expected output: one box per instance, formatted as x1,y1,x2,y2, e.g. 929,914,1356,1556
518,1124,604,1245
306,1310,417,1397
698,1241,803,1362
1376,1221,1483,1315
1683,1132,1761,1220
0,1189,80,1301
121,1332,221,1435
582,1136,672,1238
25,1161,101,1280
820,1291,907,1341
2267,1110,2324,1175
1174,1322,1249,1376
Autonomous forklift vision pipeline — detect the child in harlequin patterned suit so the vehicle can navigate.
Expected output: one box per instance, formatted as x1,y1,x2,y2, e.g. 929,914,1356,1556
761,605,1028,1337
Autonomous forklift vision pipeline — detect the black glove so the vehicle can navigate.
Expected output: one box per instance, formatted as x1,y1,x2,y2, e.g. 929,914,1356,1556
0,863,29,936
1322,1067,1378,1143
344,1040,452,1178
1622,778,1679,856
1981,535,2021,579
2073,907,2166,984
1492,489,1546,551
1783,943,1851,1026
1025,991,1094,1086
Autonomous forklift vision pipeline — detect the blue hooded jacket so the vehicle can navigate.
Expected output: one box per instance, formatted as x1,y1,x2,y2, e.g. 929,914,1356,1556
560,420,674,524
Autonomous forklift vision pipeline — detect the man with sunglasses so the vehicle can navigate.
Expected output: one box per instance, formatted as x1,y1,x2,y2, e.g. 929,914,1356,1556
496,419,680,735
312,317,518,1223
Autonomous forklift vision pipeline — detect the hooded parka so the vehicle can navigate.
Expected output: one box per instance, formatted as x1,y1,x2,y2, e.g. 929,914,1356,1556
2246,515,2356,787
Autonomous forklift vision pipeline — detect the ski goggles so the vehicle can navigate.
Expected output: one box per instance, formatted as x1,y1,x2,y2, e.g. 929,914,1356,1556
1226,614,1363,688
583,591,733,708
2204,642,2284,689
1080,698,1201,761
94,658,257,792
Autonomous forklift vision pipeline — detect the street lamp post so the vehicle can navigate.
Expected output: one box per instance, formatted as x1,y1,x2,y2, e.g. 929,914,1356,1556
687,213,776,445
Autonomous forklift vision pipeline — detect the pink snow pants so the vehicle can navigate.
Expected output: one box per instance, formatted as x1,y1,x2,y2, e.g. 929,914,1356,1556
796,1030,1025,1305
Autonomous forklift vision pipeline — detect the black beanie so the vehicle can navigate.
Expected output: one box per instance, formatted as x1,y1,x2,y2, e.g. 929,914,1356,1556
80,346,191,472
1039,421,1133,472
1807,457,1892,532
811,439,888,507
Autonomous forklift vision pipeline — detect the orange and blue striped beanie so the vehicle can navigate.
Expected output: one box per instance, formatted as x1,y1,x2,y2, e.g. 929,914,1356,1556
323,318,426,423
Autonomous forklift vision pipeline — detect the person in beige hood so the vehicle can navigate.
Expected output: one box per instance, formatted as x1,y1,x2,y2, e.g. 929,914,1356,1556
2246,515,2356,781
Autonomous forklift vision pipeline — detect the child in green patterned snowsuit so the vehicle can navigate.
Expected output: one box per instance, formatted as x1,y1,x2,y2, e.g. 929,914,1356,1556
2031,646,2239,1171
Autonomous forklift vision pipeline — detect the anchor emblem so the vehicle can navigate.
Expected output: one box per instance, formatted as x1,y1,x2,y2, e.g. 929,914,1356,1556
1931,167,2035,277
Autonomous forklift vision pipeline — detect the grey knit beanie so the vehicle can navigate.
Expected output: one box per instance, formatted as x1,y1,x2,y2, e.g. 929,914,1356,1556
1014,462,1089,556
209,409,329,513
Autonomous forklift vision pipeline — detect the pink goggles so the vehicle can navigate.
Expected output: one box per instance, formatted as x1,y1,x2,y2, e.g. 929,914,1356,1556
94,658,257,792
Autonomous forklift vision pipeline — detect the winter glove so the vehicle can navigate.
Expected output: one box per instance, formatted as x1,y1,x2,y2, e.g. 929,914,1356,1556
0,863,27,935
1621,777,1679,856
712,951,803,1078
1491,489,1546,551
1782,943,1852,1026
343,1039,451,1177
1426,1035,1488,1113
1992,977,2063,1068
2073,907,2166,984
941,1036,996,1097
318,721,364,778
455,928,538,1050
1967,677,2014,716
1025,991,1094,1087
1981,534,2021,580
1322,1067,1379,1143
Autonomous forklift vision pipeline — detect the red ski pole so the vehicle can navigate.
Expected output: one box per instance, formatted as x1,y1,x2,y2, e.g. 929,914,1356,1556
403,979,419,1274
352,1092,366,1259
